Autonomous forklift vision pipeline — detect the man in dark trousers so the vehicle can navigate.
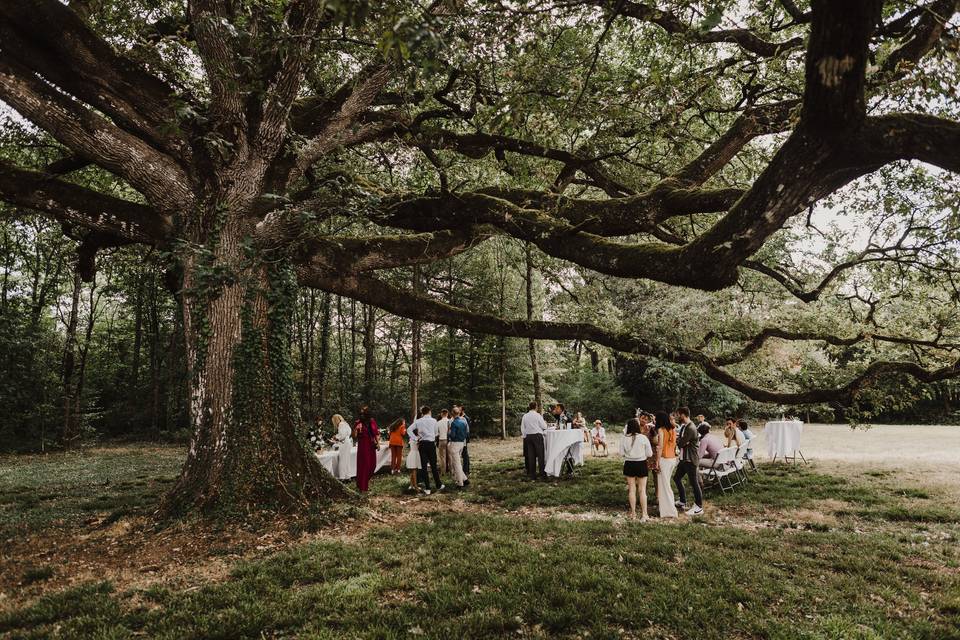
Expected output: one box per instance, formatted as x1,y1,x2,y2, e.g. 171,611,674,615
453,403,471,478
674,406,704,515
410,405,444,495
521,401,548,479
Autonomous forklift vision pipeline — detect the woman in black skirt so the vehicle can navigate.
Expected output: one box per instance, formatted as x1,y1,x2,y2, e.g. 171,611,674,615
620,418,653,521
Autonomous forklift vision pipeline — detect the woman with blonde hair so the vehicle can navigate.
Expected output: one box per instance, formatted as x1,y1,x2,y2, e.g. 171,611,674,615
331,413,352,481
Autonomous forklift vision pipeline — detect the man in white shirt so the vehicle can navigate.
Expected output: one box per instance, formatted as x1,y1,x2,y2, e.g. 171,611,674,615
521,401,548,480
436,409,451,475
411,406,444,494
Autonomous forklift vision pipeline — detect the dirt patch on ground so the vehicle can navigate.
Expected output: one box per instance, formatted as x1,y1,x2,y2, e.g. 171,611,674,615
3,425,958,608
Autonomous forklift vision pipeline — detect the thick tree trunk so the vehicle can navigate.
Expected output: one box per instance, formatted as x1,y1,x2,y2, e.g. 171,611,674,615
162,211,349,516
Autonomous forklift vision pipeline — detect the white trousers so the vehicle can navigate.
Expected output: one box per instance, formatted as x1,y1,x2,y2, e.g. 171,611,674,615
657,457,679,518
448,441,467,485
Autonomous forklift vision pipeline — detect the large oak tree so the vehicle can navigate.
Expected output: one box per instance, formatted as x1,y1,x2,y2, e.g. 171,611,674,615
1,0,959,514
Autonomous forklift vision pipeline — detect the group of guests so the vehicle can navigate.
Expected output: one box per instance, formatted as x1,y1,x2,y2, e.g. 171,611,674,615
618,409,755,520
519,402,611,477
326,407,381,492
388,404,472,495
539,402,612,456
322,404,471,494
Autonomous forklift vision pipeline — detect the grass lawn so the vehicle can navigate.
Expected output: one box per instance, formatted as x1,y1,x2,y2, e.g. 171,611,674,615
1,447,959,639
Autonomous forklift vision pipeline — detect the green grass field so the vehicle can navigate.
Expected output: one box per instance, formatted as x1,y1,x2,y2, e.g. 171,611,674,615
1,447,958,639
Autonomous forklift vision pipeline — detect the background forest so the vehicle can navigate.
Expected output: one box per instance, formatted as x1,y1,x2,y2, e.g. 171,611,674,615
2,0,960,456
5,204,960,454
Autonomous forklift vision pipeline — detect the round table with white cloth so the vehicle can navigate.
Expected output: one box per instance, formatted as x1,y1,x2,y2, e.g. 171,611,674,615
543,429,586,477
764,420,804,461
316,445,391,478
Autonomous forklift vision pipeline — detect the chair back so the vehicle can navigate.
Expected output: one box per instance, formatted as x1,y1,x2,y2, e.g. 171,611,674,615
715,447,736,465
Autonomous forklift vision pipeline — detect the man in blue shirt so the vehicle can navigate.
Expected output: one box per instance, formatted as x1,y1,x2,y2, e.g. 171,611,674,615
448,407,470,487
453,403,470,477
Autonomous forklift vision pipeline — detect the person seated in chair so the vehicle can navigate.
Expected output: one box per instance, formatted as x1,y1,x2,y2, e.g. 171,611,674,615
697,423,723,463
591,419,608,456
724,416,745,448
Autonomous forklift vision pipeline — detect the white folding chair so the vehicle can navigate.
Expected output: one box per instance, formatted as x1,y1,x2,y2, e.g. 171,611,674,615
715,447,740,492
732,443,749,485
699,448,736,492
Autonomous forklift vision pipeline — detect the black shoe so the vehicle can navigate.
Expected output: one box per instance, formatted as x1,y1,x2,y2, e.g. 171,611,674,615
463,479,470,487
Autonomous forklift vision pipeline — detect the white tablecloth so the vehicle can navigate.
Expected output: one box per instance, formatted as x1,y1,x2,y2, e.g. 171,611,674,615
765,421,804,458
543,429,586,477
316,445,391,478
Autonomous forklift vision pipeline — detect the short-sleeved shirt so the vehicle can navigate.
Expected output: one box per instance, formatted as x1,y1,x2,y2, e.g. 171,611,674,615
521,410,547,436
412,416,438,441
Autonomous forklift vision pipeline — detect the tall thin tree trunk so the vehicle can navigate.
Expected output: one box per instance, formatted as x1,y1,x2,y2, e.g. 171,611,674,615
525,243,542,407
362,304,376,401
410,266,422,422
316,291,332,415
73,278,99,426
61,270,82,448
131,268,145,388
447,260,456,398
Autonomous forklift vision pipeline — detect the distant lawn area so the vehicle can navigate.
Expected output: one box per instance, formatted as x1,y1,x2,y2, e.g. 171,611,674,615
1,446,959,639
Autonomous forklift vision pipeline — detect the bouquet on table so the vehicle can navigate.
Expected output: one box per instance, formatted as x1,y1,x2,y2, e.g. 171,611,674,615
306,426,326,452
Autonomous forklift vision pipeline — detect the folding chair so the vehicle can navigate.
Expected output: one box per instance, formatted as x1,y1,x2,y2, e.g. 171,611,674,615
732,443,749,485
699,448,737,492
715,447,740,492
745,439,759,474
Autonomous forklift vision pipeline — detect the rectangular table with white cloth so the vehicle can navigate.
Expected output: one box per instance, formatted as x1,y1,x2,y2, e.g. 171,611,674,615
316,445,391,478
764,420,806,463
543,429,586,477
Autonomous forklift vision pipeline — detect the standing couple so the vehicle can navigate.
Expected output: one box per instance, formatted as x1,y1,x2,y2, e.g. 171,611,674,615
619,406,704,519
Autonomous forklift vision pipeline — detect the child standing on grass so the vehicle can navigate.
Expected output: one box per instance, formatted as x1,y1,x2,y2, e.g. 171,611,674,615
387,418,406,475
621,418,653,521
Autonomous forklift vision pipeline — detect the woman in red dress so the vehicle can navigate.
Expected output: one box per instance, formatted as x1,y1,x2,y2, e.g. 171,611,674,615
353,405,380,492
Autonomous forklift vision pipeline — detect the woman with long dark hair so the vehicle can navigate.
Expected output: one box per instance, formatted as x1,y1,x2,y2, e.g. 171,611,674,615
387,417,406,474
353,405,380,492
654,411,678,518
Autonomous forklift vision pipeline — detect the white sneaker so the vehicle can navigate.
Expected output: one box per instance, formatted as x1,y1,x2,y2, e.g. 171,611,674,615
686,505,704,516
423,489,432,495
438,484,446,492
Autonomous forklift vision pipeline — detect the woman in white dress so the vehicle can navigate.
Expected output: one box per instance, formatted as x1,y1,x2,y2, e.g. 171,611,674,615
405,421,421,492
654,411,679,518
331,414,352,481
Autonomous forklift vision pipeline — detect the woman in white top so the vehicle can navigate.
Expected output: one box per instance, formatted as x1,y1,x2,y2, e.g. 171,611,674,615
621,418,653,521
331,414,352,480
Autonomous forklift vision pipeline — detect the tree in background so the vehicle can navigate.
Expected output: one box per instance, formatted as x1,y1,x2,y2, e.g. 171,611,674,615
1,0,960,515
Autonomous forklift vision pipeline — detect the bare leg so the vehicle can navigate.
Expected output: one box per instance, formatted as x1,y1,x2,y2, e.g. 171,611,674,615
639,477,649,519
626,477,637,518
